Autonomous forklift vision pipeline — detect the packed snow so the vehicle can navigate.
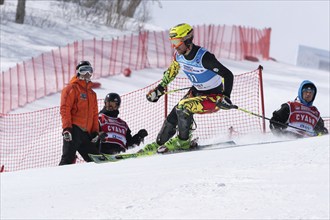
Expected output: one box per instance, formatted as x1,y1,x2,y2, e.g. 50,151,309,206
0,1,329,219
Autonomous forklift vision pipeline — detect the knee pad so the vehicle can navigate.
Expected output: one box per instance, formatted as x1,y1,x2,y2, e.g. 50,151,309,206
156,119,177,145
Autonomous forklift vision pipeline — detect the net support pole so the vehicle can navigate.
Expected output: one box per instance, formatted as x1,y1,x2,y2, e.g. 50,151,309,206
258,65,266,132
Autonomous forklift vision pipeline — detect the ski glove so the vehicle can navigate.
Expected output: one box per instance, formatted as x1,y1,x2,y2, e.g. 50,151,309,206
146,85,165,102
269,120,287,135
216,96,235,110
316,127,328,136
91,132,107,143
132,129,148,146
62,128,72,142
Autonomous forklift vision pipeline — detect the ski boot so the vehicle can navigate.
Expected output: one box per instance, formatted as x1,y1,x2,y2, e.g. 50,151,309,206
157,135,193,153
189,137,199,149
137,142,159,153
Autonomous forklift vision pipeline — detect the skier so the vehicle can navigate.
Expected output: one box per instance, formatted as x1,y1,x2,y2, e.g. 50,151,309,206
59,61,100,165
140,23,234,153
96,93,148,154
270,80,328,137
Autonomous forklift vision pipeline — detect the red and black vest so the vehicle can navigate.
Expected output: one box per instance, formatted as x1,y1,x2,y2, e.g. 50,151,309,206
287,101,320,136
98,113,129,148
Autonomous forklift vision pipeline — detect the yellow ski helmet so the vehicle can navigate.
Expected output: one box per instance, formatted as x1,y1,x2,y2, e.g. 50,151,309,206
169,23,194,48
169,23,193,39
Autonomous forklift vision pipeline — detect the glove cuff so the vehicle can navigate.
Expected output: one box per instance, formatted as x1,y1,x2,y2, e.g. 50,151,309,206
63,127,72,134
91,132,98,139
223,94,230,99
156,84,165,93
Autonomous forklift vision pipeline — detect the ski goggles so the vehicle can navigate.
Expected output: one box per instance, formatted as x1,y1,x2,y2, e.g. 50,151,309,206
170,38,184,48
302,87,315,94
78,66,93,75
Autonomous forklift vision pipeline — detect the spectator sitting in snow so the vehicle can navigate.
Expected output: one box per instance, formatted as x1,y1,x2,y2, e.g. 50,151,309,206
270,80,328,137
95,93,148,155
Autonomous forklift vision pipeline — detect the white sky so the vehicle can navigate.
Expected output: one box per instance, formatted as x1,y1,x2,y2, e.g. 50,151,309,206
151,0,330,65
1,1,330,219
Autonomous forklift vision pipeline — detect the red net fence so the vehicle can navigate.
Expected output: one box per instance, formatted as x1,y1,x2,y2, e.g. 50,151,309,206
1,67,266,172
0,67,329,172
0,24,271,114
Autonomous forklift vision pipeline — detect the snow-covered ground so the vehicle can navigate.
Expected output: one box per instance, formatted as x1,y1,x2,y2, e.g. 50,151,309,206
2,135,329,220
0,0,164,72
1,1,329,219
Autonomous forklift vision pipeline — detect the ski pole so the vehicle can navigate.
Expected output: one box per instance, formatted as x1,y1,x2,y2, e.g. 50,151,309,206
164,87,190,95
231,105,314,135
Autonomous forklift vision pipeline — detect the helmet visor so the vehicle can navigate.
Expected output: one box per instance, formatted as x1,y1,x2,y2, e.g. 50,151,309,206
170,38,184,48
78,66,93,75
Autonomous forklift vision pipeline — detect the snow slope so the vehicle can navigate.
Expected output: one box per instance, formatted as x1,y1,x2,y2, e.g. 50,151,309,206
1,1,329,219
1,135,329,219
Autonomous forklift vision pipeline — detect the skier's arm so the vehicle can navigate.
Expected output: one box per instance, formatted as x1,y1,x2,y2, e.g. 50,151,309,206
146,60,180,102
202,52,234,98
60,86,77,141
91,92,99,134
126,129,148,148
125,128,134,148
159,60,181,88
314,117,329,135
60,85,75,130
269,103,290,134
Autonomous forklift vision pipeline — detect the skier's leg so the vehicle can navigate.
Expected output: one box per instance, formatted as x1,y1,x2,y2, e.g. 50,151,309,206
101,143,125,155
158,107,194,152
59,140,77,165
141,107,178,152
156,106,178,145
70,125,99,162
159,96,211,152
176,107,193,141
78,141,100,162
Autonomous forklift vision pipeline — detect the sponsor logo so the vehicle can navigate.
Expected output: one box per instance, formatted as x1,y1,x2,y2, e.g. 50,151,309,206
183,65,193,72
80,93,87,100
106,125,126,135
194,84,204,89
111,134,124,141
294,113,316,126
299,124,312,131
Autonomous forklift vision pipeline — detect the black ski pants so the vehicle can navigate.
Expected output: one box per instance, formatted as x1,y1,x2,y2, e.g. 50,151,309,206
59,124,100,165
100,143,126,155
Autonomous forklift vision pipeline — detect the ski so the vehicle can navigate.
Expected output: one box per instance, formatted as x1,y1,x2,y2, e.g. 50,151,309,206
89,151,156,163
195,138,298,151
89,137,317,164
108,151,155,160
196,140,236,149
156,140,236,155
88,154,111,163
88,140,236,163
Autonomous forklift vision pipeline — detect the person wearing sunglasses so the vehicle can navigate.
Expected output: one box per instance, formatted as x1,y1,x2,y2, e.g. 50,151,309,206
93,93,148,155
141,23,234,153
59,60,100,165
270,80,328,137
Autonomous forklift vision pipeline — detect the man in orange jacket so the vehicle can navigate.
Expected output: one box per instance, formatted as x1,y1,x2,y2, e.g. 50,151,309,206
59,61,100,165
